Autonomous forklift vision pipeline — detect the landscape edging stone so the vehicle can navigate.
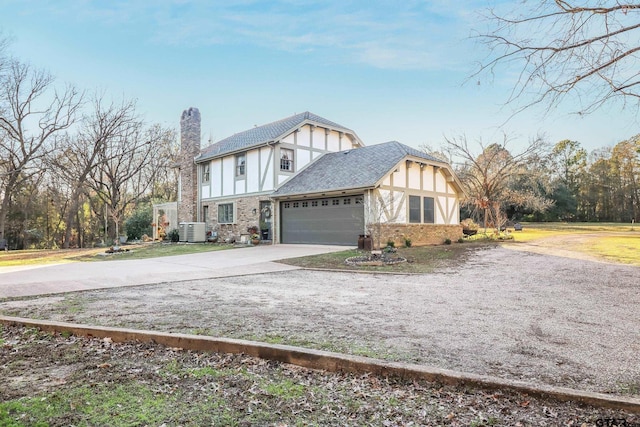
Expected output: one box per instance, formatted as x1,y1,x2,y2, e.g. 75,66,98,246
2,315,639,413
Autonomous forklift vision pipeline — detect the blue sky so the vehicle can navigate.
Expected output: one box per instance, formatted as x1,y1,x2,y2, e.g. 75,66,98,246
1,0,637,153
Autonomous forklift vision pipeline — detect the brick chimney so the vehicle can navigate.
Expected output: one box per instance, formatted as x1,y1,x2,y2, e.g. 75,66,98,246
178,107,201,223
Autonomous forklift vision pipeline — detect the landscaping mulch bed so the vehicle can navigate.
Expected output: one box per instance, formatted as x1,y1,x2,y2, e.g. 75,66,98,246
1,324,637,426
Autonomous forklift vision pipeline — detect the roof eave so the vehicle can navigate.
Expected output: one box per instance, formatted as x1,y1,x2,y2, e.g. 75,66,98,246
196,140,276,163
271,185,375,199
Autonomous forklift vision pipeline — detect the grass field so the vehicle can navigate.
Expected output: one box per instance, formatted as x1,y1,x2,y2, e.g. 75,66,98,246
1,222,638,269
500,222,640,266
0,243,234,267
506,222,639,242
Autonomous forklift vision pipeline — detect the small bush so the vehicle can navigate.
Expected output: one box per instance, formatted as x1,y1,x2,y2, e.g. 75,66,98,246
457,237,464,243
167,229,180,242
404,237,412,247
125,206,152,240
444,238,452,245
386,240,395,248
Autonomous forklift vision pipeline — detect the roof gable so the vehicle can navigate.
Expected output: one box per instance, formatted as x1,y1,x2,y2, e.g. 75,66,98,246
271,141,447,197
197,111,360,162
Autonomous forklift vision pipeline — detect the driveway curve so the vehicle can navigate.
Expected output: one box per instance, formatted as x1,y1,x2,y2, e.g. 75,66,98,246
0,244,346,298
1,238,638,398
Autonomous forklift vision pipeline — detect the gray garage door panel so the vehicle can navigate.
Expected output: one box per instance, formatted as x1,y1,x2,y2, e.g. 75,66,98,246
280,195,364,245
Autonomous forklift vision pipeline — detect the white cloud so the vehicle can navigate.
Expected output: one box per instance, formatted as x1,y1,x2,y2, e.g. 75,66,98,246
18,0,484,71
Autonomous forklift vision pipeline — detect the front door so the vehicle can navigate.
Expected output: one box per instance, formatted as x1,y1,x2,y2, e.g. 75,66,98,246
259,201,272,240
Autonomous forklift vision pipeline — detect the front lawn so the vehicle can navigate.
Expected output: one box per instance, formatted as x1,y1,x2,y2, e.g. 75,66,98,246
0,243,235,267
279,242,494,274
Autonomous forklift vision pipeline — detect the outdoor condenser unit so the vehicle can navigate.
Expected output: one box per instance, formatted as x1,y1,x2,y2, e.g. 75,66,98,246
186,222,206,243
178,222,187,242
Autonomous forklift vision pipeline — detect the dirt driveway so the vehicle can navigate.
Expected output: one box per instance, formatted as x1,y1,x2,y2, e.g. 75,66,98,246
1,238,639,398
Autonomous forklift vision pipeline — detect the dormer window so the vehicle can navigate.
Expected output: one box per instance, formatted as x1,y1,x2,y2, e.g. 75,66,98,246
236,153,246,177
280,148,294,172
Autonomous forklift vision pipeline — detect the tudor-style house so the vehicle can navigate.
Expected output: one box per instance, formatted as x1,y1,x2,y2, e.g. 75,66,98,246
174,107,463,246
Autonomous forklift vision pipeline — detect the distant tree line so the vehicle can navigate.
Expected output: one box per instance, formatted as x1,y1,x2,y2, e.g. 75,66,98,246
460,1,639,226
0,38,178,250
428,134,640,228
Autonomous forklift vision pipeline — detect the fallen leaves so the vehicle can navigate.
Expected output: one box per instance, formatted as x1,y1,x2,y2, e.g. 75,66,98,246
1,324,638,426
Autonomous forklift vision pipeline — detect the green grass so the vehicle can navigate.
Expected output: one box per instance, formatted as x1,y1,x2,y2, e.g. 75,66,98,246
261,378,306,400
75,242,236,261
507,222,636,241
279,244,486,274
0,242,235,266
0,384,184,426
584,235,640,265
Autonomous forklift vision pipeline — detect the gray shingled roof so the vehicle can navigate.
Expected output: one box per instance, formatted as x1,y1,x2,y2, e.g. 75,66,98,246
197,111,357,162
271,141,444,197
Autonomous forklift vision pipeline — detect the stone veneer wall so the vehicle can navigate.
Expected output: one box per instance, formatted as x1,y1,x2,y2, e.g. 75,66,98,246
178,107,201,223
377,223,463,247
202,196,273,242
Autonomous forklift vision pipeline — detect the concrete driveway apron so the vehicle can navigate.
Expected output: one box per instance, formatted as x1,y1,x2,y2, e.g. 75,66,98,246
0,244,346,298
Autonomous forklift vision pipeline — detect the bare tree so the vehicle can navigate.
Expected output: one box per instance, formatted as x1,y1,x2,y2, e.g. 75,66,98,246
445,133,552,230
51,96,139,247
0,60,81,238
87,103,174,242
475,1,640,115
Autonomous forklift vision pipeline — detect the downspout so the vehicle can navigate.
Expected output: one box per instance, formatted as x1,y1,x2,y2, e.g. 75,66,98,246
195,156,201,223
266,139,278,244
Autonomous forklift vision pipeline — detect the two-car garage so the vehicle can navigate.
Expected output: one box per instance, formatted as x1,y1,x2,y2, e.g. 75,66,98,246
280,195,364,245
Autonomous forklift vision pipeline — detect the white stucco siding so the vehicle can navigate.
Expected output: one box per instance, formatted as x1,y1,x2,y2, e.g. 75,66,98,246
437,196,448,224
235,179,246,194
422,166,434,192
282,132,295,145
448,197,460,223
375,189,406,223
393,167,407,189
278,174,290,185
435,170,447,193
311,151,322,160
211,159,222,197
382,175,392,186
327,130,340,152
222,157,235,196
201,184,210,199
261,148,274,191
395,195,407,223
447,182,457,195
407,163,421,190
340,136,351,150
298,126,311,147
312,126,325,150
246,150,260,193
297,148,311,169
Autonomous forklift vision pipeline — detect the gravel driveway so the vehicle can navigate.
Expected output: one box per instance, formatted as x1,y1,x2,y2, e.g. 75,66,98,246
1,242,639,398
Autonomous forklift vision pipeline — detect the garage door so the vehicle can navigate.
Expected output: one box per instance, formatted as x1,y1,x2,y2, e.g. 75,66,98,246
280,195,364,245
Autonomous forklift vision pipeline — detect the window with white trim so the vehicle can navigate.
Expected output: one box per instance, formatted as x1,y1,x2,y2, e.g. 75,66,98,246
218,203,234,224
409,196,421,223
423,197,435,223
236,153,246,177
202,164,210,183
280,148,294,172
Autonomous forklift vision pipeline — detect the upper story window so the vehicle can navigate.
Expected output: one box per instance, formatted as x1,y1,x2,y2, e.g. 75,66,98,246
202,164,210,183
236,153,246,177
280,148,294,172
